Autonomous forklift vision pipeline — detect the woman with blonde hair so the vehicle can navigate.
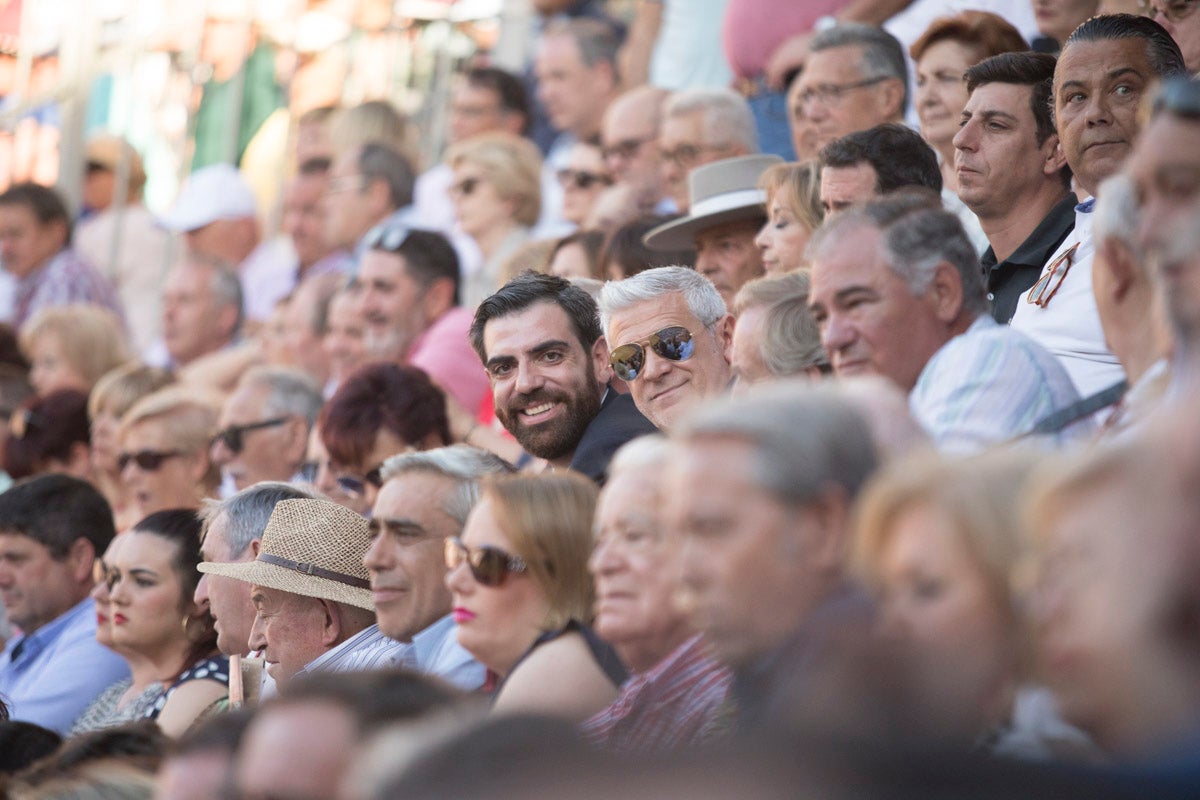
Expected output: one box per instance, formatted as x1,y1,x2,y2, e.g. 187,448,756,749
446,472,625,721
20,305,131,397
754,162,823,275
446,132,543,307
117,386,221,523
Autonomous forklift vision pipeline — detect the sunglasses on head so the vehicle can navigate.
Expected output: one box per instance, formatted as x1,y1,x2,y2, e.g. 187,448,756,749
609,326,696,382
118,449,184,472
444,537,527,587
556,169,613,191
363,224,411,253
211,417,289,455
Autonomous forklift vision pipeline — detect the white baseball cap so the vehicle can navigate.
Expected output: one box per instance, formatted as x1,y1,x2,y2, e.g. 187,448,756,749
159,163,258,232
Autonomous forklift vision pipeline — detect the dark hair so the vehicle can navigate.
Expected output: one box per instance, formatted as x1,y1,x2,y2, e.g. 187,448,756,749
386,229,461,306
0,473,115,558
319,363,450,469
358,142,415,210
1065,14,1187,80
0,182,72,244
131,509,216,673
0,720,62,775
820,123,943,195
32,721,168,775
910,11,1027,63
600,215,696,279
465,67,530,134
2,389,90,480
550,230,606,279
469,271,603,362
277,668,468,735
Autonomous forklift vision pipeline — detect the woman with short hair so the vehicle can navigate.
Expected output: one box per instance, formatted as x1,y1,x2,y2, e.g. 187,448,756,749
20,305,131,397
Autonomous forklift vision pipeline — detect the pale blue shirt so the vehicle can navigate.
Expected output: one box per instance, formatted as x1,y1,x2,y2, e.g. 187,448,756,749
401,614,485,692
0,597,130,734
910,315,1091,453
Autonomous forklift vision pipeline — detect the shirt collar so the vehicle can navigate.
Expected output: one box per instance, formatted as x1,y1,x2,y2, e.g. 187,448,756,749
981,193,1078,270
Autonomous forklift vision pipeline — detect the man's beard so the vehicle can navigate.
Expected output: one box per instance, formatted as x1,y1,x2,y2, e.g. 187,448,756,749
363,319,413,362
495,376,603,462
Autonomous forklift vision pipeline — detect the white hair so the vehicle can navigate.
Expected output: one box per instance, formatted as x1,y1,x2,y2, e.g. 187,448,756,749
1092,173,1141,253
607,434,671,476
379,445,515,527
663,88,758,153
598,266,727,334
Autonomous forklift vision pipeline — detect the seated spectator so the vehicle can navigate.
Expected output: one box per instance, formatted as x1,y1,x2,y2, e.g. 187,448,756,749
0,719,61,776
198,498,402,689
0,475,129,733
548,230,605,280
446,473,625,720
2,390,91,481
74,511,228,737
279,271,341,387
154,709,254,800
366,446,511,691
600,86,672,215
321,281,368,398
1149,0,1200,73
447,133,544,308
755,161,824,274
324,142,417,264
210,366,322,493
599,267,734,431
807,193,1084,452
818,124,943,216
156,254,243,370
558,140,613,227
19,305,130,397
6,758,158,798
583,436,731,755
87,365,175,531
316,363,451,517
117,387,221,520
600,215,694,280
0,183,124,330
1031,0,1098,53
658,88,759,213
280,157,351,283
730,272,828,391
643,155,779,307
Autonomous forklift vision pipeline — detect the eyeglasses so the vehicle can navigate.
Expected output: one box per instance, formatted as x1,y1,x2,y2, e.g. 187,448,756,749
1152,77,1200,120
1026,242,1081,308
362,224,411,253
556,169,613,190
1138,0,1199,23
211,417,289,454
658,142,733,168
444,536,527,587
609,326,696,381
796,76,888,108
601,136,652,161
118,449,184,472
449,176,481,198
334,462,386,497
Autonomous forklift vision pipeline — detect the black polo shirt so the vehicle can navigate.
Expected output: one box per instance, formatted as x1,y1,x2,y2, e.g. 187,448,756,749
981,192,1077,323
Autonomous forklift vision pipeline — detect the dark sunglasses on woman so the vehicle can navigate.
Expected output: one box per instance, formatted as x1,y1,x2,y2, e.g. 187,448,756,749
444,537,527,587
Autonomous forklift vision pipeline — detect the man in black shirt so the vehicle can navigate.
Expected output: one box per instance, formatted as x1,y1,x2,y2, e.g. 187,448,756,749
953,52,1075,323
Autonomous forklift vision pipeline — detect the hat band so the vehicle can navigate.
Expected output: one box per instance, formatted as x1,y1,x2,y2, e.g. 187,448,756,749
688,188,766,219
256,553,371,590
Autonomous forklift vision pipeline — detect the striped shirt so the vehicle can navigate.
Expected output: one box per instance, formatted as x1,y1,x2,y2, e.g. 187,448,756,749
910,315,1090,453
580,635,732,756
294,623,406,679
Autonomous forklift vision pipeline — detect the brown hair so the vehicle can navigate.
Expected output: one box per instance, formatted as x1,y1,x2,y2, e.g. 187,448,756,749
910,11,1028,64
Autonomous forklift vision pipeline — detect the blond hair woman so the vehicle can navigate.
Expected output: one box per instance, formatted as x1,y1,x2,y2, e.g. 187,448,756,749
20,305,131,397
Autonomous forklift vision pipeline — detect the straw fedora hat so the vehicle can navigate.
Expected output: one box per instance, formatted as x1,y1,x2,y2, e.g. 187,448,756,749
643,153,783,251
198,498,374,611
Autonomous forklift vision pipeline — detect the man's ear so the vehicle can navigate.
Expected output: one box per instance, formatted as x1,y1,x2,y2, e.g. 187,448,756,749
804,484,850,575
879,78,906,121
365,176,392,215
715,314,736,364
1041,133,1068,178
283,417,310,468
591,335,613,386
928,261,965,324
319,598,341,646
420,276,456,321
1098,238,1136,302
249,538,261,558
67,538,97,584
593,59,618,93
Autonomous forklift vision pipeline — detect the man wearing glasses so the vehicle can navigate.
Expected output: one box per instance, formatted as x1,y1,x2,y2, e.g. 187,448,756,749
788,23,908,156
658,88,759,213
601,86,674,215
1143,0,1200,74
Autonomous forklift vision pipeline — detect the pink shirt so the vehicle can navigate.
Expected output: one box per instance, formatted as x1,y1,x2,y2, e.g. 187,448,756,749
407,306,490,417
722,0,848,80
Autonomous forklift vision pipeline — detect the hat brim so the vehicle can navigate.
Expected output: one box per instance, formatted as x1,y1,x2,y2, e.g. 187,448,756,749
643,204,767,252
198,559,375,611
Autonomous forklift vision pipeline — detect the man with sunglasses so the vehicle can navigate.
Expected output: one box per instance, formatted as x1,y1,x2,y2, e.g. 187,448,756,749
600,267,735,433
471,273,656,483
211,366,323,493
1010,15,1187,399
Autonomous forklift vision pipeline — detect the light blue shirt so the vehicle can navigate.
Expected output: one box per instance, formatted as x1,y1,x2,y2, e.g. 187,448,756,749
0,597,130,734
402,614,485,692
910,315,1091,453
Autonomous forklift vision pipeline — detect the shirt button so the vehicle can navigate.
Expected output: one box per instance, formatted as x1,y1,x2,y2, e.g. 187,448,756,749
987,292,995,301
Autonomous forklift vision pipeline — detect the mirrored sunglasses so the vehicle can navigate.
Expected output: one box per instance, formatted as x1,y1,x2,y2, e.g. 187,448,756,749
444,536,527,587
609,326,696,382
363,224,411,253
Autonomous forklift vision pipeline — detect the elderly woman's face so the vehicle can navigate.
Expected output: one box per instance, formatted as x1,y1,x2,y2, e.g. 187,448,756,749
120,418,206,521
29,332,89,397
589,463,691,670
450,163,513,240
914,39,977,150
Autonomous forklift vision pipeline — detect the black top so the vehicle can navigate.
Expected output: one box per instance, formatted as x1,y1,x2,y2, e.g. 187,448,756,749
501,619,628,696
568,387,659,486
981,192,1077,324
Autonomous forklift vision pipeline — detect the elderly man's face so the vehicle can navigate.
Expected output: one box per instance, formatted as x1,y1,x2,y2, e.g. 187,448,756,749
659,111,735,212
535,33,612,138
358,249,431,361
1053,37,1154,199
1149,0,1200,74
323,149,380,250
364,471,458,642
809,223,952,392
602,95,662,189
211,384,304,492
606,292,733,431
162,262,236,367
235,701,358,800
247,585,330,687
793,45,897,153
281,173,333,269
694,220,765,307
589,459,691,671
195,511,258,657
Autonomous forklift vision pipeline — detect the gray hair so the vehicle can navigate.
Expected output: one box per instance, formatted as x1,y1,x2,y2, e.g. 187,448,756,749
379,445,515,528
186,253,244,335
1092,173,1141,253
810,191,988,317
599,266,727,334
663,88,758,153
733,271,829,376
543,18,621,70
237,365,324,427
676,381,878,506
359,142,415,210
811,23,909,113
201,482,320,558
607,434,671,476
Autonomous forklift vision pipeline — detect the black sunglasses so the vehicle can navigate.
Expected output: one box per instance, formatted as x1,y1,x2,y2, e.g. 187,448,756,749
609,326,696,382
450,176,481,197
556,168,613,190
334,462,386,497
118,449,184,472
211,417,289,455
444,536,527,587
